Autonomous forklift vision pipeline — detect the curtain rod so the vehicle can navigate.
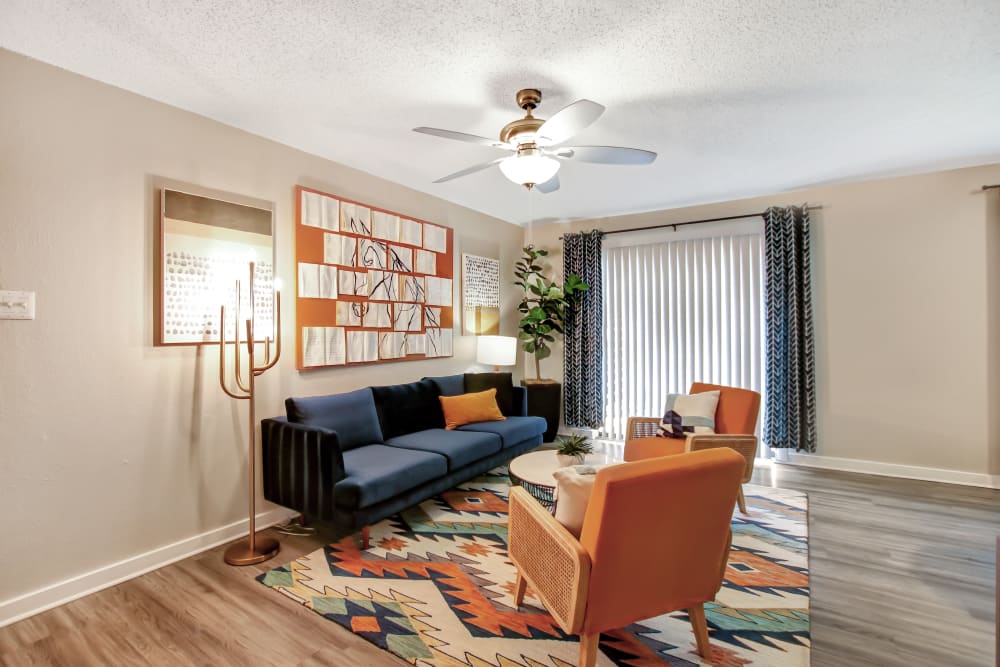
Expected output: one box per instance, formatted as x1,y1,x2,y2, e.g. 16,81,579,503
983,184,1000,191
600,204,823,237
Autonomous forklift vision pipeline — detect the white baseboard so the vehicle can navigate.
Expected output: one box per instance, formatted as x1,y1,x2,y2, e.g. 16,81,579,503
0,506,296,629
779,452,1000,488
589,434,999,489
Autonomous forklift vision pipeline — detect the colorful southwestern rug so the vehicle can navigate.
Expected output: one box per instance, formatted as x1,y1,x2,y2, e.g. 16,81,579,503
259,469,810,666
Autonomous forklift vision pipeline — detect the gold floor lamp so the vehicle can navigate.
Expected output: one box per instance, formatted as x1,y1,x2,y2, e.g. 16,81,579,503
218,261,281,566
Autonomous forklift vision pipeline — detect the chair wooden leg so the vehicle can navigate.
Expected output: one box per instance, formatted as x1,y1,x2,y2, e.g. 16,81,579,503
360,525,371,550
737,486,748,515
579,632,601,667
688,603,712,659
513,572,527,607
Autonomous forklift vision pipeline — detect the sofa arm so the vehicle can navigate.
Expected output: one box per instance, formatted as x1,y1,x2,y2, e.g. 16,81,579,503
261,418,346,521
512,385,528,416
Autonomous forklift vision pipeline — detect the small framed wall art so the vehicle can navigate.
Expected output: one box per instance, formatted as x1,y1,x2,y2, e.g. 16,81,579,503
156,183,275,346
294,185,454,369
462,253,500,335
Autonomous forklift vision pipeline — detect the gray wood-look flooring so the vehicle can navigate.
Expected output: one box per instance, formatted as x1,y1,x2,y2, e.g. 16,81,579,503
0,464,996,666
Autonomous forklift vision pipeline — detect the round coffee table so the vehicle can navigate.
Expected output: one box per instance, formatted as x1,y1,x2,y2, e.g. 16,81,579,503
508,449,621,510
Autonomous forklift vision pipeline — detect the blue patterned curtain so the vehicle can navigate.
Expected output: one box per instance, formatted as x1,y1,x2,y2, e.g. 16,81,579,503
563,230,604,428
764,206,817,452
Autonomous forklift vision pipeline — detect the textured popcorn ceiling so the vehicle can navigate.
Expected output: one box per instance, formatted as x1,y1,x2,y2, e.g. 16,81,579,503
2,1,999,224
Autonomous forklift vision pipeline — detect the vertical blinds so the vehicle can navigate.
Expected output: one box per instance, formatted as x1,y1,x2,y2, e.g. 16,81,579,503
602,228,766,441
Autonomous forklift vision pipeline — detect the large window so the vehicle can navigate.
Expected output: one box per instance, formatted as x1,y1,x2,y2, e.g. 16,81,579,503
601,220,766,442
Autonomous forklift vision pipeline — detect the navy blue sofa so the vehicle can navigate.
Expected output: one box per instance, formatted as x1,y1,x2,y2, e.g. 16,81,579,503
261,373,546,539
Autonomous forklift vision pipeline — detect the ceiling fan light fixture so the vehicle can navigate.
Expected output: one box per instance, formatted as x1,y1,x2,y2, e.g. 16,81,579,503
499,149,560,187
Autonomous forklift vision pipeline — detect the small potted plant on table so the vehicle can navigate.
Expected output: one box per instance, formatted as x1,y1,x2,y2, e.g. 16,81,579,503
555,434,594,467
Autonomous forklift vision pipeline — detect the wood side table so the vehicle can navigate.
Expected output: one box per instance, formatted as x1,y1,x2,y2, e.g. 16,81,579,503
520,381,561,442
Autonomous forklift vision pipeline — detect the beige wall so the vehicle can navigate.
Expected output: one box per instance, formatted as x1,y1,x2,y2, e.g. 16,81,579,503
0,50,525,603
526,163,1000,477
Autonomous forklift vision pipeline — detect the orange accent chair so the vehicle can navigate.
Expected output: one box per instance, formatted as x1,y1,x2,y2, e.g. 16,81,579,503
624,382,761,514
508,448,745,666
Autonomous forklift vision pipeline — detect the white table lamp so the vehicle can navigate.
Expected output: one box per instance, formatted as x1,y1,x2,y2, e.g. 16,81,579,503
476,335,517,371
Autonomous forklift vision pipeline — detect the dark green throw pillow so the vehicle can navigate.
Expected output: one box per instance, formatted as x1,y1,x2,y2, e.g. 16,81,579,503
370,379,445,439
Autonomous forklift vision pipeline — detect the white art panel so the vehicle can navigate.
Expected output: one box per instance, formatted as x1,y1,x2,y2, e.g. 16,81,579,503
298,263,318,299
299,262,332,299
347,330,379,363
423,223,447,253
372,211,400,242
415,249,437,275
424,327,453,358
301,326,346,367
341,202,372,235
405,332,426,355
364,302,392,329
400,218,422,246
337,301,364,326
325,327,346,365
301,191,339,230
424,306,442,328
388,246,412,273
401,275,424,303
338,269,368,296
324,233,358,267
368,270,398,301
393,302,422,332
359,238,388,269
379,332,406,360
425,276,453,306
302,327,326,367
319,265,337,299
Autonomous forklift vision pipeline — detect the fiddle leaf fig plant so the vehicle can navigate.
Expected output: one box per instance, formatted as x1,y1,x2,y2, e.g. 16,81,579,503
514,245,589,381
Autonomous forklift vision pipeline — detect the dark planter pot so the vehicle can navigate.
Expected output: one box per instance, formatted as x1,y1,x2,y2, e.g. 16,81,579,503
521,381,561,442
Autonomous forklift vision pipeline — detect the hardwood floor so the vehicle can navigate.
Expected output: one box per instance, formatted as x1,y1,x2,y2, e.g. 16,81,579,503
1,464,996,666
755,464,998,667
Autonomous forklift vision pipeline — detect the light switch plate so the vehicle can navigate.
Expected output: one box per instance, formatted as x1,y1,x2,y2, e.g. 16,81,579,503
0,290,35,320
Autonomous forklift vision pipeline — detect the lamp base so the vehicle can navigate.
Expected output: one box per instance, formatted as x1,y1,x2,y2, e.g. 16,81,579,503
224,535,280,566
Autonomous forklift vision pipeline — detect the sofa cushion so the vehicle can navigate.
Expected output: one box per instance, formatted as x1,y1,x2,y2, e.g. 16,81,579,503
285,388,383,451
458,415,547,448
553,465,602,537
657,390,720,439
423,374,465,396
386,429,502,471
371,379,445,439
440,389,506,430
335,444,447,509
464,372,515,416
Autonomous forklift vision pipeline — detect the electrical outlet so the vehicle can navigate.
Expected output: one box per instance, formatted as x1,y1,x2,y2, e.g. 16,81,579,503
0,290,35,320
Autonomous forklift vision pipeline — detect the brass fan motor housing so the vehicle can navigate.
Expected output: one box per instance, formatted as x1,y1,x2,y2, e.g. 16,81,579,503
500,117,544,145
500,88,545,145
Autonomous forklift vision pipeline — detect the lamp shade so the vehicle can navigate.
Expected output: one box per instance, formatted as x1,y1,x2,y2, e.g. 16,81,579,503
476,335,517,368
499,149,560,186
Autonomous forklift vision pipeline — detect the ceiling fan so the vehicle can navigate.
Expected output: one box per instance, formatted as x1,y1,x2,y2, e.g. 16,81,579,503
413,88,657,193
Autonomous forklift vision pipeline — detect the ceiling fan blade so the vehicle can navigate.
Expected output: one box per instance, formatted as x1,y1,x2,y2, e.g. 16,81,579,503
535,174,560,194
535,99,605,145
432,157,507,183
413,127,512,150
559,145,657,165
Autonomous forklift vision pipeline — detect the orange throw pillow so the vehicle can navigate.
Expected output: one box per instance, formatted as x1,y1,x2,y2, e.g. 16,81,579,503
439,389,506,430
